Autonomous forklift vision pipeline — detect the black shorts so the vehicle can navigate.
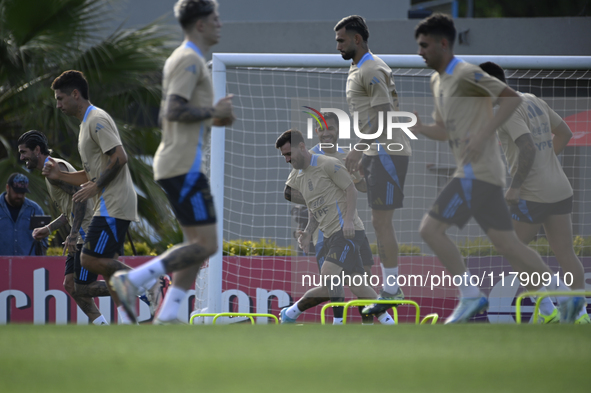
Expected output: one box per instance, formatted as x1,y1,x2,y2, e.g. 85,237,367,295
158,172,216,226
65,244,98,285
82,216,129,259
314,231,373,270
316,230,366,276
429,178,513,232
510,196,573,224
361,153,409,210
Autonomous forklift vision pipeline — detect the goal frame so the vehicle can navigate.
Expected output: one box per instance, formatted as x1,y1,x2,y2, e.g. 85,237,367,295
196,53,591,319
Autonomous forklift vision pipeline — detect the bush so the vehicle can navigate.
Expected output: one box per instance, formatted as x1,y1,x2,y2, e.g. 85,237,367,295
223,239,293,256
124,242,158,256
370,243,422,256
456,236,591,257
457,238,499,257
46,242,157,256
46,247,63,256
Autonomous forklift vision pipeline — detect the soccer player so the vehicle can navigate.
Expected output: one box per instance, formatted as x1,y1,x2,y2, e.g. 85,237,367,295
335,15,411,315
285,112,373,275
44,70,155,324
478,61,589,324
19,130,110,325
276,129,393,325
110,0,235,324
411,14,583,323
284,113,380,323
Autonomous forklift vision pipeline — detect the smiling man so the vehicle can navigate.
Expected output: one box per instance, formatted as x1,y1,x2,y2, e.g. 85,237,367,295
18,130,110,324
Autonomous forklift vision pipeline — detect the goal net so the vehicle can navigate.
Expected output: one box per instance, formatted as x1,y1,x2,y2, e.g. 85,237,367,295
192,54,591,324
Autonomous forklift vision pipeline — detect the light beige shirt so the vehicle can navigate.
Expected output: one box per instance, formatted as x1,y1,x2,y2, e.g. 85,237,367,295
497,92,572,203
346,52,411,156
45,157,94,244
431,59,508,187
286,154,364,239
286,145,363,245
154,41,214,180
78,105,138,222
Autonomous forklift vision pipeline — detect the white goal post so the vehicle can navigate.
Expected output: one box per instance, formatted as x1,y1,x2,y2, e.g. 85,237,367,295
192,54,591,323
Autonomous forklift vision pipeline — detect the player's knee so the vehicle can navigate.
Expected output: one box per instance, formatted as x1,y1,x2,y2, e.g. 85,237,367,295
419,221,435,242
204,241,218,257
63,276,75,296
188,241,217,259
80,253,92,269
371,214,392,232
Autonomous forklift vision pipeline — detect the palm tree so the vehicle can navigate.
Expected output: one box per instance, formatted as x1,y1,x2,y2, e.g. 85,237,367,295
0,0,180,251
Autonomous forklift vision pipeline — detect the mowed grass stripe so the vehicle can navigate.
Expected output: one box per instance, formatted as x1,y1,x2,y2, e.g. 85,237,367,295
1,324,589,393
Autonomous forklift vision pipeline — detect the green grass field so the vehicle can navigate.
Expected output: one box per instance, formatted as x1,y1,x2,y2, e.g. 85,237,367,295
1,324,589,392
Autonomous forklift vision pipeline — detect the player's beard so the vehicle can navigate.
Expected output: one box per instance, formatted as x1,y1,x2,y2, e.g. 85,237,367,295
26,156,39,170
340,48,356,61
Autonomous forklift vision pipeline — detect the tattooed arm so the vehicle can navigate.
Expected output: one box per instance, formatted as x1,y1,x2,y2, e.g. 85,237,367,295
284,185,306,205
32,214,68,240
505,133,536,205
46,162,87,254
72,145,127,203
163,94,234,124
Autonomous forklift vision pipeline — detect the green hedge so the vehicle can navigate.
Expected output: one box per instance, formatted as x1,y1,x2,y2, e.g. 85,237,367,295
223,239,293,256
45,236,591,258
47,242,157,256
369,243,422,256
457,236,591,257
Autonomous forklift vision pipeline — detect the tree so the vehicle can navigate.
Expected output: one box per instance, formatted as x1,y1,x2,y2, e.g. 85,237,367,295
0,0,181,251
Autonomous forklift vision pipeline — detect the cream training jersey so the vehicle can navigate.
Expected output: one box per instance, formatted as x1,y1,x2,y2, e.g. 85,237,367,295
286,145,363,244
45,157,94,244
431,58,508,187
154,41,214,181
286,154,364,239
346,52,411,157
78,105,138,222
497,92,572,203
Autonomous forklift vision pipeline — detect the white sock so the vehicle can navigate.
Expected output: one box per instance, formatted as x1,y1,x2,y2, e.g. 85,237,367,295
117,306,133,324
382,265,399,294
285,302,303,320
155,286,186,321
458,270,480,298
377,312,395,325
538,297,556,316
128,257,165,289
92,315,108,325
546,276,571,305
138,278,159,294
576,306,588,319
333,317,343,325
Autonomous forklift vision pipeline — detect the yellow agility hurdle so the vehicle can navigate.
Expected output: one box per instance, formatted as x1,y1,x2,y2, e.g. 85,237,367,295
320,300,420,324
420,313,439,325
189,312,279,325
514,291,591,324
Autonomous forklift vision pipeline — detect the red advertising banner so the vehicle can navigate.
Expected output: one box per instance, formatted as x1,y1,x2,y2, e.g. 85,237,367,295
2,255,589,324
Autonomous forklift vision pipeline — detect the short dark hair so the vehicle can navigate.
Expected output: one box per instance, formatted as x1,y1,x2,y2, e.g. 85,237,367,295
174,0,217,30
414,13,456,47
322,112,339,128
479,61,506,84
17,130,51,155
276,129,305,149
334,15,369,42
51,70,90,100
